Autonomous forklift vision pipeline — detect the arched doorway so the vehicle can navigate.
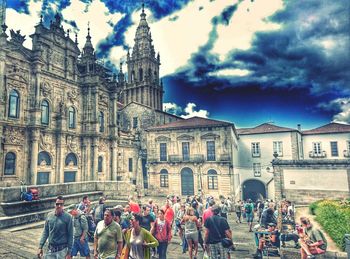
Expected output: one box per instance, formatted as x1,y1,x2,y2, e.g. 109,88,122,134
181,167,194,195
242,179,266,202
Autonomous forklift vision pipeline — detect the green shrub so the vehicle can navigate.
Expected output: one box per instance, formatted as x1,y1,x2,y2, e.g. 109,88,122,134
313,200,350,251
309,200,321,215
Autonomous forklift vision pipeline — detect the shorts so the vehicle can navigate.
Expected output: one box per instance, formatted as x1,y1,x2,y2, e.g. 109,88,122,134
246,213,254,222
185,232,199,242
44,248,68,259
71,238,90,257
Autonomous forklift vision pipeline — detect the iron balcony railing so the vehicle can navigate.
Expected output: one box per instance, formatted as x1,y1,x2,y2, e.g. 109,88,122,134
309,150,326,158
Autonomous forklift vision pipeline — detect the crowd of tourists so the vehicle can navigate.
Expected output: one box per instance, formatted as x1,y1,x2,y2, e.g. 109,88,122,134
37,195,327,259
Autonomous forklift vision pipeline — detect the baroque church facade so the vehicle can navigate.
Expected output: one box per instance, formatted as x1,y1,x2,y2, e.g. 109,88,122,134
0,8,180,188
1,7,350,202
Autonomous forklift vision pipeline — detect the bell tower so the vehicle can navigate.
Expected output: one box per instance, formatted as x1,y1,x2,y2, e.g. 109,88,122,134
125,4,163,110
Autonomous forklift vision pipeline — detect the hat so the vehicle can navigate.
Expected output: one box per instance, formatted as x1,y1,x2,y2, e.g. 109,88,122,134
268,223,276,227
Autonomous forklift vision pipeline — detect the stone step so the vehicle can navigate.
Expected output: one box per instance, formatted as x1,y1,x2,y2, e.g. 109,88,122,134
6,220,45,232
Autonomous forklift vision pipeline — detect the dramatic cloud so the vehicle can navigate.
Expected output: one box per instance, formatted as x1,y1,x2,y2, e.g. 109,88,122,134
318,98,350,124
163,102,209,119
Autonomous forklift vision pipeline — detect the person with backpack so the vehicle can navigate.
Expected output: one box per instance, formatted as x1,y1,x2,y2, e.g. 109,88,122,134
70,208,91,259
93,196,106,225
244,199,254,232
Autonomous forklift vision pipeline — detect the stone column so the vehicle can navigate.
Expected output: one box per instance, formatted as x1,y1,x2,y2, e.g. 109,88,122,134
272,162,283,201
91,138,98,180
81,138,87,181
111,140,117,181
29,129,40,185
55,132,65,183
91,87,98,132
0,50,6,120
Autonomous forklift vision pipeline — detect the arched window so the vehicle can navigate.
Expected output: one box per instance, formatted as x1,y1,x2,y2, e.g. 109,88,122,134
131,70,135,82
8,90,20,118
65,153,78,166
160,169,169,187
98,156,103,172
99,111,104,132
41,100,49,125
207,169,218,190
148,68,152,80
4,152,16,175
68,107,76,129
139,68,143,81
38,151,51,166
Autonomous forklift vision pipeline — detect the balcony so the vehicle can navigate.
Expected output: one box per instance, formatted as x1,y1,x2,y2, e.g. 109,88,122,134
168,154,205,163
343,150,350,158
309,151,326,158
218,154,232,162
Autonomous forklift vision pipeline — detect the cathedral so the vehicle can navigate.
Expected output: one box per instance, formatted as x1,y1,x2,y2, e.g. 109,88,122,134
1,6,350,202
0,7,180,189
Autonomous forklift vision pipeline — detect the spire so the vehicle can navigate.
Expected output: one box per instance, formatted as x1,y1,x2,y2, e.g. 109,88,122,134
82,22,95,58
118,61,125,83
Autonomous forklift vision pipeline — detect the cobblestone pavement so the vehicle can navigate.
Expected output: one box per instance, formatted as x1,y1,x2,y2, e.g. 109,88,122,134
0,213,259,259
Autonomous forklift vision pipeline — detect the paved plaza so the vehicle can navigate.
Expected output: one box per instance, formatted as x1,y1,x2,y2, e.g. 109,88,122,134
0,213,259,259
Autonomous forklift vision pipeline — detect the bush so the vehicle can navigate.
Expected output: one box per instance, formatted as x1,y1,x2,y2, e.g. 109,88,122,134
312,200,350,251
309,200,322,215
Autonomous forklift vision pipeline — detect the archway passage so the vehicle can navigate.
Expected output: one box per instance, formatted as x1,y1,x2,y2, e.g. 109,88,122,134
242,179,266,202
181,167,194,196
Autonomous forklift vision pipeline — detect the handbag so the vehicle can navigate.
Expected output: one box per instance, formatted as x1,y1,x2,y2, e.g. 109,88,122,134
120,245,130,259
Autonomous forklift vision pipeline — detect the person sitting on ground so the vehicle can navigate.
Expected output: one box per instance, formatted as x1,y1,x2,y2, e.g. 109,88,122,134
299,217,327,259
253,223,280,258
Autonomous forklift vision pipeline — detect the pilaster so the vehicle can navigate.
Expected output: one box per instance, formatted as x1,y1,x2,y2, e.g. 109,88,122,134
29,129,40,184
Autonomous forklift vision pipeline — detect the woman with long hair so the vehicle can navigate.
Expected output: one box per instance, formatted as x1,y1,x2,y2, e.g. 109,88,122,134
151,209,172,259
124,213,158,259
181,207,200,259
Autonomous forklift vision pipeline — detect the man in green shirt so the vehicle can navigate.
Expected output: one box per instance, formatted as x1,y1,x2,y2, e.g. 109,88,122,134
94,209,123,259
38,196,73,259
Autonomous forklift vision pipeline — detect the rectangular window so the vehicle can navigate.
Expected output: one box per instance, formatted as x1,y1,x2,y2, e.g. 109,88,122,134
64,171,76,183
37,172,50,185
208,175,218,189
160,174,169,187
128,158,133,172
251,142,260,157
330,141,338,157
160,143,167,161
273,141,283,157
133,117,138,129
182,142,190,161
207,141,216,161
313,142,322,155
253,163,261,177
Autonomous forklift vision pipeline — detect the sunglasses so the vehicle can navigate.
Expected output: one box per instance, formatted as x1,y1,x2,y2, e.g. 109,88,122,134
55,203,64,206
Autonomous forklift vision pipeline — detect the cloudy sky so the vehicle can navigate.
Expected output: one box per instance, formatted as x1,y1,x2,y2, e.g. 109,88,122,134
6,0,350,129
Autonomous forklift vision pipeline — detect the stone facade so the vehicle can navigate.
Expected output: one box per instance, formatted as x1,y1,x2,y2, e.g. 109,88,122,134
146,121,238,197
0,10,172,188
272,159,350,203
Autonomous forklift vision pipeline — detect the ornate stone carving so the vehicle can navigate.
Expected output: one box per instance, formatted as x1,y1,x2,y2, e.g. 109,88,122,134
39,132,52,151
155,135,171,142
40,82,52,97
57,99,66,116
67,135,78,152
98,138,109,152
67,89,78,104
4,127,25,145
10,29,26,45
99,93,109,107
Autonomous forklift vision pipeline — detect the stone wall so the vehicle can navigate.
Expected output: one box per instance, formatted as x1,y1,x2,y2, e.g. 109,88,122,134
273,159,350,203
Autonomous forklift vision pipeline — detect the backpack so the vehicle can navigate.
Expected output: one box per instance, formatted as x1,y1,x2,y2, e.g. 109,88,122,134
78,214,96,243
94,204,104,223
245,204,252,214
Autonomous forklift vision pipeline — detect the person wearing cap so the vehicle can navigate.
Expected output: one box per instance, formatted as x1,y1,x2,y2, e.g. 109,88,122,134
253,223,280,258
38,196,73,259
